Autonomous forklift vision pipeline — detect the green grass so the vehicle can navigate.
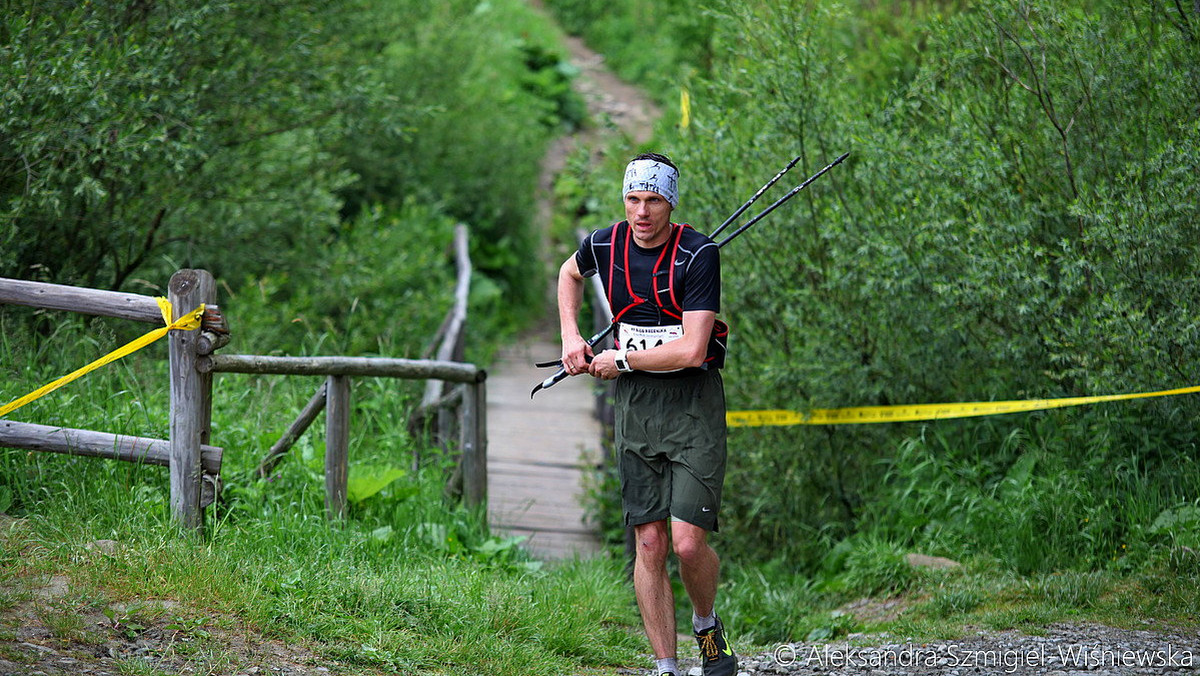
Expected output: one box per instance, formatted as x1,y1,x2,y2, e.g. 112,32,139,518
7,306,1200,675
1,490,643,675
0,309,644,675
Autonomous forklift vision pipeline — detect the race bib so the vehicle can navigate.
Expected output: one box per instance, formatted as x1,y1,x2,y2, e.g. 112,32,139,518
617,323,684,373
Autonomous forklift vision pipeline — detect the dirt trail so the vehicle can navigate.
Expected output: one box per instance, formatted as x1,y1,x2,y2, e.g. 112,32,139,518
532,22,660,285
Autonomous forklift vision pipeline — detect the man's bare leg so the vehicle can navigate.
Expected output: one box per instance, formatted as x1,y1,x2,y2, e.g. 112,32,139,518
671,520,719,619
633,520,676,660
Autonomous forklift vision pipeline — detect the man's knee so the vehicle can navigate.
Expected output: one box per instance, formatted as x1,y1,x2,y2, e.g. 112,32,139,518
672,527,712,564
634,522,671,564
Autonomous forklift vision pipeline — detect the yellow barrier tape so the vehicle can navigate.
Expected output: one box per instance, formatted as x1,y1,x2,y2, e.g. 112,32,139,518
0,298,205,419
727,383,1200,427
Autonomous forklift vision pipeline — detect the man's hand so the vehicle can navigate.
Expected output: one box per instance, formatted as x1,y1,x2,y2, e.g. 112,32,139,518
557,255,594,377
561,334,593,377
588,349,621,380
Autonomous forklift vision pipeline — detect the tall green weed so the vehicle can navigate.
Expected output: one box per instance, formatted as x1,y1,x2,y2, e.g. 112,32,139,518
2,481,642,675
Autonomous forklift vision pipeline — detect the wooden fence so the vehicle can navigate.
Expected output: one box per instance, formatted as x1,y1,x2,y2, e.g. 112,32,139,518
0,224,485,529
0,268,225,529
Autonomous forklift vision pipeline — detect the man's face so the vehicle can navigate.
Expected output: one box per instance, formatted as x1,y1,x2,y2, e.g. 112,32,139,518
624,190,673,248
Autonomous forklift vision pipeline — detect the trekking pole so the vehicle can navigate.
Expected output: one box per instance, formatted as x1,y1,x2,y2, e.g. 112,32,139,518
708,154,802,240
532,151,850,398
531,325,615,397
716,152,849,248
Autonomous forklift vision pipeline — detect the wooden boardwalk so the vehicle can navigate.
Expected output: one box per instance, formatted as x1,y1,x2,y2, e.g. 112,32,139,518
486,333,605,560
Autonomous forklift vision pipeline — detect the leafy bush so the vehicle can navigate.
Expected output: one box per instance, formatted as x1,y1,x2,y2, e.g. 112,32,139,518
0,0,363,288
2,0,577,332
565,0,1200,587
226,200,458,358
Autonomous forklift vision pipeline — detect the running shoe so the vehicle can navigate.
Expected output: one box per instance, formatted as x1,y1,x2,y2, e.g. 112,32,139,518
694,615,737,676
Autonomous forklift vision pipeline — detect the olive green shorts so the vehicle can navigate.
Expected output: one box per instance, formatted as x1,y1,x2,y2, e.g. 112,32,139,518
615,369,727,532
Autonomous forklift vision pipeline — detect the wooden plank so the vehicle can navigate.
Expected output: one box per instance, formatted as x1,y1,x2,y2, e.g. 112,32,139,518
488,485,589,508
488,458,595,472
492,524,596,536
486,477,590,497
491,526,601,559
202,354,484,383
488,447,599,467
0,277,162,324
484,335,604,559
0,420,222,474
169,269,216,532
256,382,327,478
489,505,591,527
324,375,350,520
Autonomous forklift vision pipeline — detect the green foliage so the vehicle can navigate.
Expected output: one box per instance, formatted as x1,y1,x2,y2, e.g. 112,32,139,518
823,535,917,597
226,200,459,357
541,0,716,103
644,0,1200,582
0,0,363,288
1,495,642,675
517,41,588,132
719,560,865,645
926,587,984,619
559,0,1200,627
2,0,577,329
331,0,575,310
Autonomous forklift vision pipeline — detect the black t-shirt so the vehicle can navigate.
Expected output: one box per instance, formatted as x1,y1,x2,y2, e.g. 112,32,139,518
575,221,721,326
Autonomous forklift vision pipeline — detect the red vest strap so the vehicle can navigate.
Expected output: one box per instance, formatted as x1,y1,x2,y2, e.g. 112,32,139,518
607,222,686,323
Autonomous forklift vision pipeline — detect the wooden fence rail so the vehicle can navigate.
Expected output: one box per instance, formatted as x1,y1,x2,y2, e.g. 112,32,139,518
0,420,223,474
199,354,482,381
0,277,164,324
204,353,488,516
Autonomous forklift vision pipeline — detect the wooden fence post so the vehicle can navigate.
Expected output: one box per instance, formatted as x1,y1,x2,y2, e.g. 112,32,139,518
168,269,216,532
325,375,351,519
461,380,487,508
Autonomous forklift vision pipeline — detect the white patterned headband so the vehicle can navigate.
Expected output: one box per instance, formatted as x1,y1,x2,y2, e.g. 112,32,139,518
623,159,679,208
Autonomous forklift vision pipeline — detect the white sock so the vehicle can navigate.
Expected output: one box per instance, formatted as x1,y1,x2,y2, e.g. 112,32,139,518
655,657,678,675
693,611,717,633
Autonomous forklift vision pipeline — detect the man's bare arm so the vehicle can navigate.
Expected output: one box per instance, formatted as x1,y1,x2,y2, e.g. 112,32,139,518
557,256,592,375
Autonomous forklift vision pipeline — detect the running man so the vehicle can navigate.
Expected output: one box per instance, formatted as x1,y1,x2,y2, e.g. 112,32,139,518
556,152,736,676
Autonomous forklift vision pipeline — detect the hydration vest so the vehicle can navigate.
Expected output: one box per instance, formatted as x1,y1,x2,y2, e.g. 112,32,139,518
605,221,728,369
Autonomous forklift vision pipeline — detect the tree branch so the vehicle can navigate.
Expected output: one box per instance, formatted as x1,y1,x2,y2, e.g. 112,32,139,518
112,207,166,291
